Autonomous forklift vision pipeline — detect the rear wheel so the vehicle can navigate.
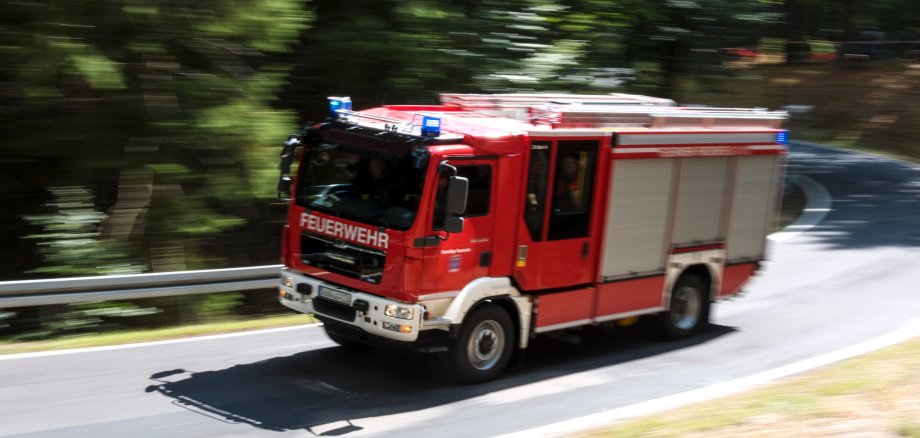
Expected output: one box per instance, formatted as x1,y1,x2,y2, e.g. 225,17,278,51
660,274,710,340
451,304,515,384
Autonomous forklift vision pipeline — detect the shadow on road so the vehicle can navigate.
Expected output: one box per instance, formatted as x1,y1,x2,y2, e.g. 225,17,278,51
788,143,920,249
146,324,734,435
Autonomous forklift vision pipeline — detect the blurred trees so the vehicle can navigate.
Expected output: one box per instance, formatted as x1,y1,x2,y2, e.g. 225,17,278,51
0,0,917,280
1,0,310,278
1,0,919,338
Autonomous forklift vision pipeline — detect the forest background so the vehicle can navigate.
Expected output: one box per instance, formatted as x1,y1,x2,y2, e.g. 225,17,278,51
2,0,918,337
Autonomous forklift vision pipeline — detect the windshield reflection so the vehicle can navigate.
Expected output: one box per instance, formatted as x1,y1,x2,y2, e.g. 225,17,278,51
296,143,426,231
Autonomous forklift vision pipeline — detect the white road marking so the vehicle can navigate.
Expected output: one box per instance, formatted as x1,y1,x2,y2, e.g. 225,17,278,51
769,174,833,242
0,323,323,361
498,318,920,438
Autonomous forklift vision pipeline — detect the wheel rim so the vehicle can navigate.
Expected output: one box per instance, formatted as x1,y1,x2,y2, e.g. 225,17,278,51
670,286,702,330
466,320,505,370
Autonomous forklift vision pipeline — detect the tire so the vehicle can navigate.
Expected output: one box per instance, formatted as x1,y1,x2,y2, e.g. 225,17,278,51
450,303,515,384
659,274,711,340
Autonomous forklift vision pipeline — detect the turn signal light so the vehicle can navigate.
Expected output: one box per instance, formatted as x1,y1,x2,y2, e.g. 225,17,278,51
382,322,413,334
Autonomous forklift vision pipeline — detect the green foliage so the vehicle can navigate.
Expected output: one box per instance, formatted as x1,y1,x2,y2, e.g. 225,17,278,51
899,422,920,438
24,186,144,276
1,0,312,279
70,52,128,90
4,0,920,337
199,0,310,52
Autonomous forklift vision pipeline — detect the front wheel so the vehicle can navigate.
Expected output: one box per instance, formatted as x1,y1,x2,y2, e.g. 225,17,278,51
450,304,515,384
659,274,711,340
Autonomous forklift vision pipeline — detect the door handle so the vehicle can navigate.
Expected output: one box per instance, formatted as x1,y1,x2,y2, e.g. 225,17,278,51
480,251,492,267
581,242,589,259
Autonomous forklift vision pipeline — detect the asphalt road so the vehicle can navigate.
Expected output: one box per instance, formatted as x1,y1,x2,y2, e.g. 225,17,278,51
3,142,920,438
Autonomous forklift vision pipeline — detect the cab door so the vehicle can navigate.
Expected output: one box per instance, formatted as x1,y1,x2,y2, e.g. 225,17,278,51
513,139,601,290
419,158,496,292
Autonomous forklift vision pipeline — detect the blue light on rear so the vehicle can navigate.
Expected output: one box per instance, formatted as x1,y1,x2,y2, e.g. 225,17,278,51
776,131,788,144
421,116,441,138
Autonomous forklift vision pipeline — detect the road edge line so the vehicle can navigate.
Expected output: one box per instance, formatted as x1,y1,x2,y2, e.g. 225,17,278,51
768,173,832,242
497,318,920,438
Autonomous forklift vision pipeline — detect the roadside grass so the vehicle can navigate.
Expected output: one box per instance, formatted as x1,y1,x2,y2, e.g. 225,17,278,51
0,313,316,355
583,336,920,437
899,422,920,438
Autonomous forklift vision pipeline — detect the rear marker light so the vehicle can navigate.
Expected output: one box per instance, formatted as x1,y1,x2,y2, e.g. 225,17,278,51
776,131,788,144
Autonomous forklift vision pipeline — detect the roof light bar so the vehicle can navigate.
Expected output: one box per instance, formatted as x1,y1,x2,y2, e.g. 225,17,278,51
420,116,441,138
328,96,352,119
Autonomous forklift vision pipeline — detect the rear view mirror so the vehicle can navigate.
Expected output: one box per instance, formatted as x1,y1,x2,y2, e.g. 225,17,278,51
443,216,464,234
435,162,468,238
446,176,469,216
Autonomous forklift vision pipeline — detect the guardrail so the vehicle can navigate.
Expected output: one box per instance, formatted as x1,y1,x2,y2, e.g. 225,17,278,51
0,265,283,308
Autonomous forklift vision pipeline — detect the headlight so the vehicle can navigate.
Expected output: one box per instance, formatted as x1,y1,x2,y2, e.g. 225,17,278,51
282,275,294,288
384,304,414,320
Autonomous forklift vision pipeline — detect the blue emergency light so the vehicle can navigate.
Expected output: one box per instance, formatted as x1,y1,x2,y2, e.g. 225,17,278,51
776,130,789,144
328,96,352,119
421,116,441,138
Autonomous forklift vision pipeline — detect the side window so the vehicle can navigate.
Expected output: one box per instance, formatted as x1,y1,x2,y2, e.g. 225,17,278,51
524,142,551,241
548,141,597,240
433,164,492,229
459,165,492,216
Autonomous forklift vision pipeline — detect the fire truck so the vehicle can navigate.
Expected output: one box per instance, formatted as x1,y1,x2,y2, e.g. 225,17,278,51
277,93,787,383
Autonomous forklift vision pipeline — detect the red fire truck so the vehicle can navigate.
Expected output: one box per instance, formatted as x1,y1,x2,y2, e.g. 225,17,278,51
277,93,787,382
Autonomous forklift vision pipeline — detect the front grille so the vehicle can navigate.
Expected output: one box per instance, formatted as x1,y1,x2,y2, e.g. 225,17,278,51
313,297,357,322
301,232,386,283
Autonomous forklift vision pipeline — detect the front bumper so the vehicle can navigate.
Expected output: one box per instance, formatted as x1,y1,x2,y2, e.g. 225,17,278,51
279,268,424,342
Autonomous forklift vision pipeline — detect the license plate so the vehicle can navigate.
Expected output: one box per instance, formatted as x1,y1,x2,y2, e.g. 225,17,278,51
318,286,352,305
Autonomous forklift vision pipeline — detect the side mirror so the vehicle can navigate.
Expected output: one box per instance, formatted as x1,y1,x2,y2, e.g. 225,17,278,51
443,216,464,234
277,134,301,202
446,175,469,215
436,162,468,237
277,176,292,201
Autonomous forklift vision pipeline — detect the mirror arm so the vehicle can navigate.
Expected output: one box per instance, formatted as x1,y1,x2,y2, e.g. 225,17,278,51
277,135,302,201
438,161,457,177
279,135,301,175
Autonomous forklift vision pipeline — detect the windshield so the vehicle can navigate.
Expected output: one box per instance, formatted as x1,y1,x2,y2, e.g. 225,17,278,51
295,142,426,231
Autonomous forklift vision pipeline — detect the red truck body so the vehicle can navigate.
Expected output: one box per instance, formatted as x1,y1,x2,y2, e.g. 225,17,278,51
278,93,787,382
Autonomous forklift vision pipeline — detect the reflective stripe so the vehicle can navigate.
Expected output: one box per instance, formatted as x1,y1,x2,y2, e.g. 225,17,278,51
612,144,785,159
619,133,776,146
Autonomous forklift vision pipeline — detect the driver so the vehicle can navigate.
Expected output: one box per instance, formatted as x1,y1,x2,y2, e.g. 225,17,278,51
352,159,410,207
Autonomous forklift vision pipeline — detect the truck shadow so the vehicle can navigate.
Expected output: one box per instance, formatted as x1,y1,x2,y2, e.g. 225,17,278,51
146,324,734,435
